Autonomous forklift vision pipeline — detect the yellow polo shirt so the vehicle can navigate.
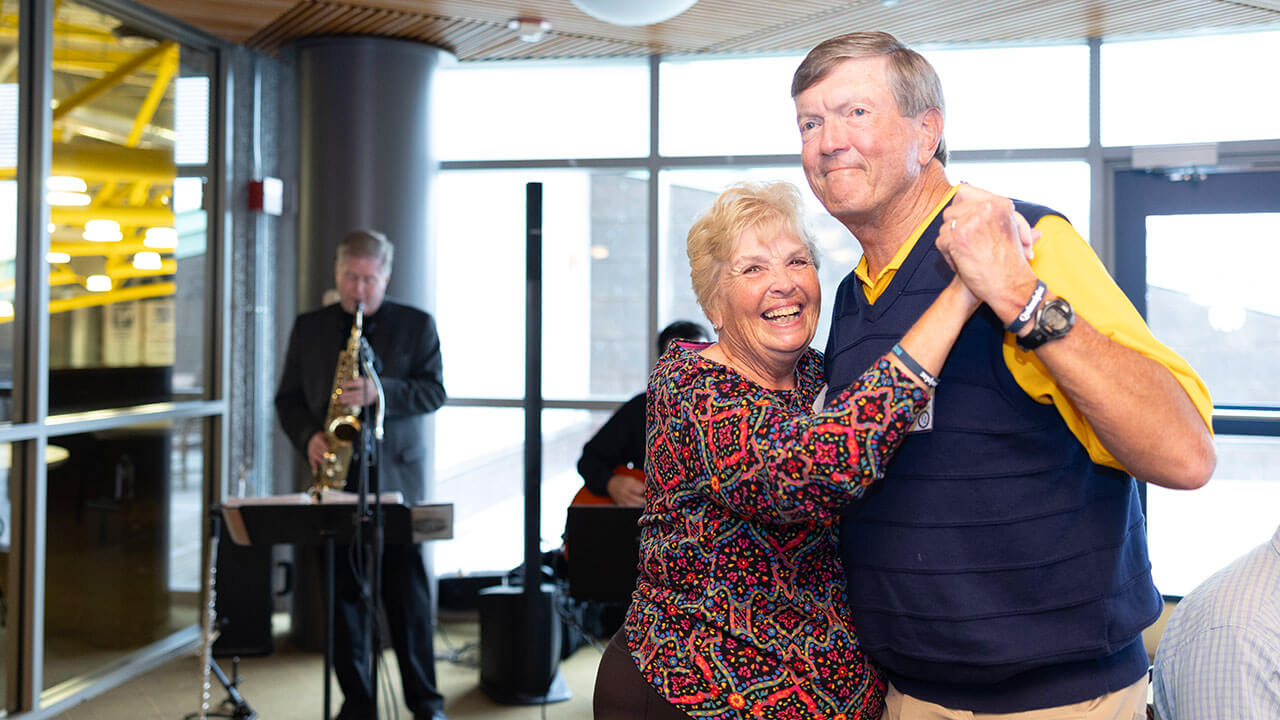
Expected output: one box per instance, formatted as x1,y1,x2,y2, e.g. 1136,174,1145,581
853,186,1214,471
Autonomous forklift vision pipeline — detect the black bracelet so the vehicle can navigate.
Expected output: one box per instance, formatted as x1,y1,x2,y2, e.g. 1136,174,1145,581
891,343,939,389
1006,279,1047,334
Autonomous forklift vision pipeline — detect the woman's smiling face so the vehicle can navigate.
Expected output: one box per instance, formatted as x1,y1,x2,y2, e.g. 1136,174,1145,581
710,224,821,377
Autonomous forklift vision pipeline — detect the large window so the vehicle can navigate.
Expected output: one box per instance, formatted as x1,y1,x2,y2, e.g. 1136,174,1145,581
0,0,225,712
0,0,17,425
47,3,211,412
1123,198,1280,597
432,59,650,162
927,43,1090,152
432,168,651,401
659,55,804,157
1101,29,1280,147
432,33,1280,581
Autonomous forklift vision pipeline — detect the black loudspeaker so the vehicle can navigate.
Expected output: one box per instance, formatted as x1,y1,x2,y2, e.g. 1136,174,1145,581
478,584,571,705
213,522,284,657
438,572,507,612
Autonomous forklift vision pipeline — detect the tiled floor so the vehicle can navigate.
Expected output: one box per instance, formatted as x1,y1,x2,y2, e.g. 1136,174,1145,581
54,614,600,720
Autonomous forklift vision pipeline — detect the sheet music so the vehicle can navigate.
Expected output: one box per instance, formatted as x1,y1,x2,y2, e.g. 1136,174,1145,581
222,489,405,507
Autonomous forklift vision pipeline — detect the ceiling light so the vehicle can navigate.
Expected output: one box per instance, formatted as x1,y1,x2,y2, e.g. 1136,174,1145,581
47,176,87,193
83,219,123,242
507,17,551,42
85,274,112,292
570,0,697,26
144,227,178,249
133,251,163,270
48,191,91,207
47,251,71,264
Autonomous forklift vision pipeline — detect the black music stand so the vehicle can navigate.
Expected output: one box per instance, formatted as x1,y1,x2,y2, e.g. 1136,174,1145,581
220,497,418,720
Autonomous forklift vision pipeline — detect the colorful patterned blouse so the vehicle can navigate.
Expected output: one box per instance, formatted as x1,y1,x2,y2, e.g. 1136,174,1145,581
623,343,928,719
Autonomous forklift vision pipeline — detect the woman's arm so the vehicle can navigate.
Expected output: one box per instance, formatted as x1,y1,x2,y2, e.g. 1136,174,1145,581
674,278,977,526
678,203,1040,524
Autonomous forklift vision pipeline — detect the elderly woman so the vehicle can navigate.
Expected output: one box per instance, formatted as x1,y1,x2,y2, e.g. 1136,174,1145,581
591,181,1025,719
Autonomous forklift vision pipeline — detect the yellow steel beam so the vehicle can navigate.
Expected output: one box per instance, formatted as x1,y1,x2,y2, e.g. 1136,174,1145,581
105,258,177,279
49,269,80,286
0,142,176,183
0,48,16,84
0,269,81,292
52,41,174,121
50,240,155,256
46,282,176,315
127,44,178,147
51,205,174,227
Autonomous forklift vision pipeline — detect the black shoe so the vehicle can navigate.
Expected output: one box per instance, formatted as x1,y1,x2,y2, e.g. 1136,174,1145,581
335,703,374,720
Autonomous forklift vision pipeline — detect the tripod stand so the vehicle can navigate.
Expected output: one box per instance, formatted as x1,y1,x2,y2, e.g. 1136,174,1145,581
184,655,257,720
188,511,259,720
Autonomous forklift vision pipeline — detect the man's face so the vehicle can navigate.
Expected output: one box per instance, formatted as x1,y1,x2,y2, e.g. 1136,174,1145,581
335,255,389,314
795,56,936,227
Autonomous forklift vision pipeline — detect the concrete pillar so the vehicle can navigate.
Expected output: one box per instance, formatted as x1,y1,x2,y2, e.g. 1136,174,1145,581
296,35,446,312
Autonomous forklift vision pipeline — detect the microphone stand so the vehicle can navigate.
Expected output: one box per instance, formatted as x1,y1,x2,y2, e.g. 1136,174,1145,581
357,335,386,719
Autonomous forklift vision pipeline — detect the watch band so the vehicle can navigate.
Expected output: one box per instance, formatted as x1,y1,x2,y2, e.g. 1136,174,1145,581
1006,279,1046,334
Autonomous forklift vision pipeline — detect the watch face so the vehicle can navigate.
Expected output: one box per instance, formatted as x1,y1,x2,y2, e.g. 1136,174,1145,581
1042,300,1073,334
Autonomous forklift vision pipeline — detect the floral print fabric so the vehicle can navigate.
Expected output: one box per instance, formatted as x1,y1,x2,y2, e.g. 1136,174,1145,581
623,343,928,719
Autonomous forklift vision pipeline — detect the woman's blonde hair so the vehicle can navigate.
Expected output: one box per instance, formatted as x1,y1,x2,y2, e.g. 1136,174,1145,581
686,181,819,326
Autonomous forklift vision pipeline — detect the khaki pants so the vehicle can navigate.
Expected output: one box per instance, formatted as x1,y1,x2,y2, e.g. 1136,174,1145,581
883,676,1148,720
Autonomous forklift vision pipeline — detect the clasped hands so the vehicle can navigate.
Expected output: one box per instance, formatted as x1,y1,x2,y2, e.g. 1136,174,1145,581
937,184,1042,321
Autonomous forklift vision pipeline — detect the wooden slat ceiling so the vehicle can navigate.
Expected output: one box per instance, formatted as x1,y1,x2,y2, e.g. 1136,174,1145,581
132,0,1280,61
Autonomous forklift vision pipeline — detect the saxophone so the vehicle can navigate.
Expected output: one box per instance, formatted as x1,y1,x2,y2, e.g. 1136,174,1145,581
311,303,364,499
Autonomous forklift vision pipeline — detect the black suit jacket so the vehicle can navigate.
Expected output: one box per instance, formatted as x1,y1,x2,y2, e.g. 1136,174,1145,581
274,300,446,503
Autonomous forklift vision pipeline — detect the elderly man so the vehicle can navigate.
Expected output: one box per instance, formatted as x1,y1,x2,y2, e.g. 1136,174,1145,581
275,229,447,720
1152,521,1280,720
792,32,1217,717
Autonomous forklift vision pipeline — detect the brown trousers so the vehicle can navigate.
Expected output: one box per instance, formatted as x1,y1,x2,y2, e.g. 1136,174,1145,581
593,631,693,720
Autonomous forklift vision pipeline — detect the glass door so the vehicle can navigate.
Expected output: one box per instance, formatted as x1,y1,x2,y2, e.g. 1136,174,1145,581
1113,168,1280,597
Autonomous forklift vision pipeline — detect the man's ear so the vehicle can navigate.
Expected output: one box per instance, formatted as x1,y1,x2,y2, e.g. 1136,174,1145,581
917,107,944,166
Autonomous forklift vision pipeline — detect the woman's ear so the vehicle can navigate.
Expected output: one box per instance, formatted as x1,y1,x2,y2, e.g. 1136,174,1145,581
705,302,722,332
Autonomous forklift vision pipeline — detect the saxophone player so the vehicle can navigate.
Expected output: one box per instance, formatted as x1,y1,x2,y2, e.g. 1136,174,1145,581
275,229,448,720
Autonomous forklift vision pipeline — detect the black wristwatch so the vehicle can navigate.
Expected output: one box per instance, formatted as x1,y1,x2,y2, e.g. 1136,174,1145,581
1016,297,1074,350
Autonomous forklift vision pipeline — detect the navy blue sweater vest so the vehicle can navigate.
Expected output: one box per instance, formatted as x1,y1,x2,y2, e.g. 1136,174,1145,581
825,201,1160,711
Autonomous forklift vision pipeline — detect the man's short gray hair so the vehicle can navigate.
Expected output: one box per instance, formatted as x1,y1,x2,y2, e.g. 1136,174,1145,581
337,229,394,276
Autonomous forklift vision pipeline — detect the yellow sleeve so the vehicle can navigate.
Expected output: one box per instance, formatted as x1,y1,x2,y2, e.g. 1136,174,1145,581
1002,214,1215,471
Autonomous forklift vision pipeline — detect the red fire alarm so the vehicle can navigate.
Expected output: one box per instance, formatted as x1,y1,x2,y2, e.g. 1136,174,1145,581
248,177,284,216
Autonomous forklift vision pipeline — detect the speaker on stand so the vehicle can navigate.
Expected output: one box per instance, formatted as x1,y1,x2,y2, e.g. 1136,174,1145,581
477,182,571,704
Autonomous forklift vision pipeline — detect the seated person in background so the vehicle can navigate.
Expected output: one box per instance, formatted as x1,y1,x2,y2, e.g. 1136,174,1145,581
575,320,710,506
1152,521,1280,720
